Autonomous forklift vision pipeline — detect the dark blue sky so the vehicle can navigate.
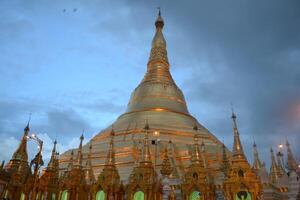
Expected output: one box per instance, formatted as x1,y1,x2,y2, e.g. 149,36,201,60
1,0,299,169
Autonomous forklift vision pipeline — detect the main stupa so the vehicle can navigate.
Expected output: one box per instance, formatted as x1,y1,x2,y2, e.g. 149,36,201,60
60,11,224,181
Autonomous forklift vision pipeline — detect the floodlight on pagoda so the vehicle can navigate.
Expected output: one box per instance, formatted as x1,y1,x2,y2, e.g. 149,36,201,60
154,131,160,137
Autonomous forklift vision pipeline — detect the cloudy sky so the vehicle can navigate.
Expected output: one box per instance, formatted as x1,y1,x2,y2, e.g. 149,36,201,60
0,0,299,169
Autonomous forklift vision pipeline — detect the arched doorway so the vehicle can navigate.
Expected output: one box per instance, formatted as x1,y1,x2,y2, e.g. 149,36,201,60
61,190,68,200
133,191,144,200
189,191,201,200
20,192,25,200
235,191,252,200
51,193,56,200
96,190,105,200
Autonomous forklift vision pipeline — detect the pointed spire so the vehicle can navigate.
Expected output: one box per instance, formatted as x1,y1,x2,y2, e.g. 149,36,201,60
286,139,298,171
67,150,74,171
7,119,31,171
143,8,174,85
276,151,285,176
191,125,203,166
269,148,280,184
231,110,246,161
85,142,95,184
141,121,152,163
105,128,116,166
47,140,57,170
161,146,172,176
24,113,31,133
221,143,230,177
252,141,263,171
74,133,84,169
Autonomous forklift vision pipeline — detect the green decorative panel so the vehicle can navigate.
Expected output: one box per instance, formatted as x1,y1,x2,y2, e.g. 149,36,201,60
52,193,56,200
134,191,144,200
189,191,201,200
235,191,252,200
96,190,105,200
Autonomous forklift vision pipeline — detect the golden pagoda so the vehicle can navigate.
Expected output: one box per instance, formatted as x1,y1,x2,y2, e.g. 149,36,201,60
60,8,224,185
2,9,300,200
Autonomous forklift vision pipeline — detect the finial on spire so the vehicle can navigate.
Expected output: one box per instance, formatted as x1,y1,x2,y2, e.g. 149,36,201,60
24,112,31,132
155,7,164,29
80,129,84,141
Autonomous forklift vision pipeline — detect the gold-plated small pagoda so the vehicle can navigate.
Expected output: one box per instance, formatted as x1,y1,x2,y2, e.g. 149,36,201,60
223,111,262,200
94,128,123,200
127,122,161,200
182,125,215,200
59,134,88,200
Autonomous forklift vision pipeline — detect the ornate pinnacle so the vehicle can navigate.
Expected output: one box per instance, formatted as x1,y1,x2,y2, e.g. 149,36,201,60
67,150,74,170
252,142,263,171
269,148,280,183
142,122,151,163
191,126,203,166
105,128,115,166
74,134,84,169
276,151,285,176
47,140,58,170
85,142,95,184
161,146,172,176
231,111,246,161
286,140,298,171
9,121,31,167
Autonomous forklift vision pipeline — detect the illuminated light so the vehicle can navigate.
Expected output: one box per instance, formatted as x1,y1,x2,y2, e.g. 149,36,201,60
154,108,164,111
279,144,283,149
32,133,36,138
154,131,160,136
298,164,300,168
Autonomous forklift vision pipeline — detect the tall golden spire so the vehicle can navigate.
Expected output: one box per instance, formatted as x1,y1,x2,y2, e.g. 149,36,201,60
105,128,115,166
252,141,263,171
231,111,247,161
125,8,190,116
141,121,152,164
47,140,57,171
269,148,280,184
286,139,298,171
74,134,84,169
144,8,171,84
